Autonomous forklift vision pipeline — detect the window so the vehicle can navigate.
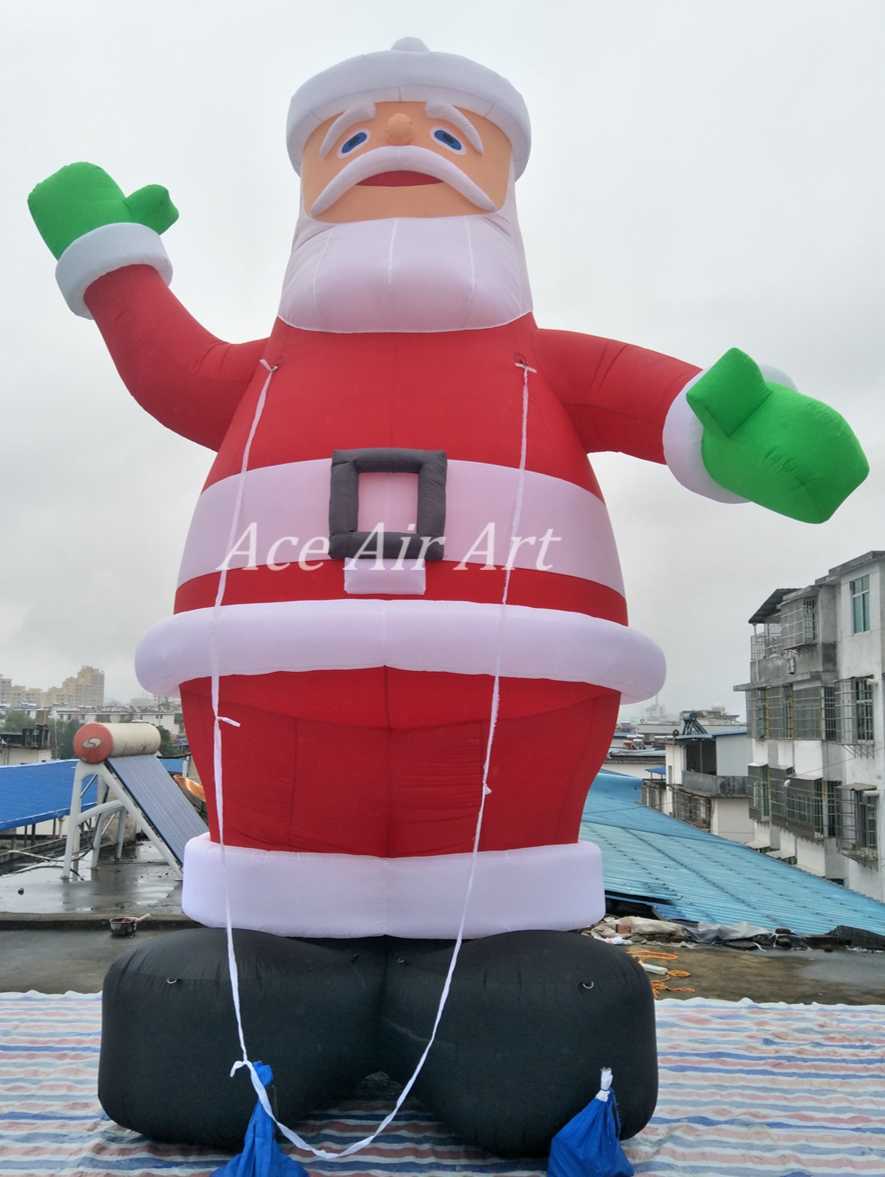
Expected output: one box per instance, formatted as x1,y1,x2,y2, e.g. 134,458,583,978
749,763,770,820
824,685,839,741
748,689,766,739
685,739,716,775
851,790,878,855
767,686,794,739
794,685,823,740
674,789,711,830
768,766,792,827
780,596,818,648
803,597,817,642
786,777,818,836
850,575,870,633
853,678,875,743
824,781,843,838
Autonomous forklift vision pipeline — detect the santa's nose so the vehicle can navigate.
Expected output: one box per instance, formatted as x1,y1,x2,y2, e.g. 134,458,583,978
384,113,414,145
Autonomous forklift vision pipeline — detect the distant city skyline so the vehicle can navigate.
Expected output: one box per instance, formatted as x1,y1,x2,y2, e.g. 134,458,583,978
0,665,105,710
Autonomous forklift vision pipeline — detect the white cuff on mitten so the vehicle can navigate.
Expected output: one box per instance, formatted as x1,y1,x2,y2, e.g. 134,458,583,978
663,362,796,502
663,367,754,503
55,222,172,318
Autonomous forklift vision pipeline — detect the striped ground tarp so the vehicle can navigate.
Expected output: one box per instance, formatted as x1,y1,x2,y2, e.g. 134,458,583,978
1,992,883,1176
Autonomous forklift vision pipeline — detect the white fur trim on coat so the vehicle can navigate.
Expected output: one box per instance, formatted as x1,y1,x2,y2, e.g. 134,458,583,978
182,834,605,938
55,222,172,318
136,598,667,704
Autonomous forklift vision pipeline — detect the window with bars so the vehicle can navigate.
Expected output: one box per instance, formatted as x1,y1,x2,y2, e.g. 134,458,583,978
804,597,818,642
785,777,823,838
641,781,665,812
770,779,844,840
794,685,823,740
853,678,875,743
840,789,879,861
859,793,879,854
749,763,770,820
673,789,711,830
850,575,870,634
822,679,875,749
824,781,843,839
768,766,792,826
780,597,818,649
767,686,794,739
748,689,766,739
824,685,839,741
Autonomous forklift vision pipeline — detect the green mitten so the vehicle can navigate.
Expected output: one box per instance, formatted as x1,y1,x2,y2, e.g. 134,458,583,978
687,348,868,523
28,162,178,259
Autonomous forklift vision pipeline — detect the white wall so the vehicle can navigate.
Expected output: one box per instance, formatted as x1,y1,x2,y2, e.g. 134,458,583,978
845,856,884,901
715,734,752,776
0,746,51,767
665,741,684,787
710,796,754,843
793,834,827,878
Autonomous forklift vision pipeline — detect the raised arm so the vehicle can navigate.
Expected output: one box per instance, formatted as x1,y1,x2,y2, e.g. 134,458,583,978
539,326,869,523
29,163,266,451
84,266,265,450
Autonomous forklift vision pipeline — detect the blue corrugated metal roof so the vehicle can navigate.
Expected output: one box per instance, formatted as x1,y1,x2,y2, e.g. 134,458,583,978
582,771,885,935
0,757,185,832
0,760,97,831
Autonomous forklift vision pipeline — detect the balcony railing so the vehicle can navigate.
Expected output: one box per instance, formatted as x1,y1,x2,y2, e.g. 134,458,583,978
682,771,751,797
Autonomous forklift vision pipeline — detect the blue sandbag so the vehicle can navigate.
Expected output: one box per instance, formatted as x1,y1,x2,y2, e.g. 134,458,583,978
548,1068,634,1177
212,1062,309,1176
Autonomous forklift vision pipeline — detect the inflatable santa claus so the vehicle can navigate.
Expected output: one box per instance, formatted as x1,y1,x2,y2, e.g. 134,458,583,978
29,37,867,1160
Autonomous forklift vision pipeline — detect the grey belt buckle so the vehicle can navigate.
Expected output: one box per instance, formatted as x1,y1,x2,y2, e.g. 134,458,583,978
328,447,447,561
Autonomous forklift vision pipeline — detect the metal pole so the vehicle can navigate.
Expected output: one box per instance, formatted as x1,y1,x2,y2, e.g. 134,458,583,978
62,761,85,879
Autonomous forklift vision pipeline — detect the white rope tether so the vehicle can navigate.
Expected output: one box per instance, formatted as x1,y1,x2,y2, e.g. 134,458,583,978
209,356,534,1159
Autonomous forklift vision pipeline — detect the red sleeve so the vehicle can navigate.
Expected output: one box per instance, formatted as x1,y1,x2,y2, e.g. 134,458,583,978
537,328,700,462
84,265,267,451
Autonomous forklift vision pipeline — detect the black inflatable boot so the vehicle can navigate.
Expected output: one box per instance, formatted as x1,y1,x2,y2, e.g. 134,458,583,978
100,928,657,1156
99,928,386,1148
381,931,657,1157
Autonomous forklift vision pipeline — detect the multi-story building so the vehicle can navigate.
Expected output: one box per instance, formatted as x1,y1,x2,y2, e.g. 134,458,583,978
0,725,52,766
1,666,105,710
645,718,754,843
736,552,883,900
45,665,105,709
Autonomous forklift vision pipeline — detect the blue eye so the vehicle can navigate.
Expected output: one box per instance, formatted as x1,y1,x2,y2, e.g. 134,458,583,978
339,130,369,157
433,128,464,153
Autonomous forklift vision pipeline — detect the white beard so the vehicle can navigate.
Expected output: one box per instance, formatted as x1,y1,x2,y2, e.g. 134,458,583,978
277,182,533,333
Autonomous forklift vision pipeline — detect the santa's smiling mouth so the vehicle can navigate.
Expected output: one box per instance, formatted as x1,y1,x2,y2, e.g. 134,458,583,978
358,171,443,187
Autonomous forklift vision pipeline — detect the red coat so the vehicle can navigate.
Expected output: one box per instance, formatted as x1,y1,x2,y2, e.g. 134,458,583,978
84,263,698,935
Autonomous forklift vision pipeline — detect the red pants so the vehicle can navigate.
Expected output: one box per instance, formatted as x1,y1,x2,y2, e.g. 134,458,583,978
182,669,619,858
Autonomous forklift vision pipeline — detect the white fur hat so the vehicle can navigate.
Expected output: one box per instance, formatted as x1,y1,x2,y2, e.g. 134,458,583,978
286,37,531,177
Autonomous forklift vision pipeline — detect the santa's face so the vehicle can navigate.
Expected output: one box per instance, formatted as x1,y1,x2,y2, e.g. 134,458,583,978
300,100,513,223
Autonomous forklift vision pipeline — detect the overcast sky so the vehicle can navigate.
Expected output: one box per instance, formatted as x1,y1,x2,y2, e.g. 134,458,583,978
2,0,883,715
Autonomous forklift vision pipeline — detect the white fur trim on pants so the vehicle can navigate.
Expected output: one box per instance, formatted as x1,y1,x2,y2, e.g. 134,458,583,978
135,598,667,703
182,834,605,938
55,223,172,318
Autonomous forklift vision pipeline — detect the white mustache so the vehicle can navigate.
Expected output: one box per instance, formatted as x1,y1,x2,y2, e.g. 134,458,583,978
309,145,497,216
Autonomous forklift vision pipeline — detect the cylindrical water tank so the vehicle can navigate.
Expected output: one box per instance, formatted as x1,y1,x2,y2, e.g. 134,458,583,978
74,722,161,764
